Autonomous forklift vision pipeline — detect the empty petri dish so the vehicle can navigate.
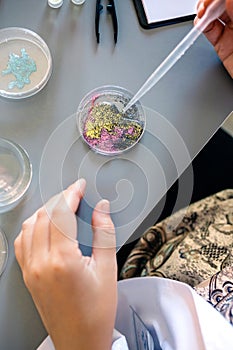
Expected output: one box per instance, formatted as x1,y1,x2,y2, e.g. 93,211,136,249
0,138,32,213
0,27,52,99
0,228,8,277
77,85,146,156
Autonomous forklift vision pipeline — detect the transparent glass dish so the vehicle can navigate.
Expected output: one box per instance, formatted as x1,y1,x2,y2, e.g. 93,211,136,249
0,138,32,213
77,85,146,156
0,227,8,277
0,27,52,99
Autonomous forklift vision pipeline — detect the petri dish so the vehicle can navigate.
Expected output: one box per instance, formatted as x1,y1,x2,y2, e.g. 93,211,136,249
71,0,86,4
77,85,146,156
0,228,8,277
0,27,52,99
0,138,32,213
48,0,63,8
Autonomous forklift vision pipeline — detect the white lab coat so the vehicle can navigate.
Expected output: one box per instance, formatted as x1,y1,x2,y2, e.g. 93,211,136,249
37,277,233,350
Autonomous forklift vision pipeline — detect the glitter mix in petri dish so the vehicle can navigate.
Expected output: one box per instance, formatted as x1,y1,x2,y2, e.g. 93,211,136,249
78,86,145,155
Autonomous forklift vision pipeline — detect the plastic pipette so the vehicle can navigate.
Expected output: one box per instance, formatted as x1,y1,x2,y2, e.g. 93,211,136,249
123,0,225,113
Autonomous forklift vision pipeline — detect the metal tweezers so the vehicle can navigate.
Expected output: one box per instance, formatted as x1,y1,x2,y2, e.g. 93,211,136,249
95,0,118,44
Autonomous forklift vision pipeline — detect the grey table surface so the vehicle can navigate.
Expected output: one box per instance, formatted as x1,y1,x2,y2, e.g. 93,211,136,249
0,0,232,349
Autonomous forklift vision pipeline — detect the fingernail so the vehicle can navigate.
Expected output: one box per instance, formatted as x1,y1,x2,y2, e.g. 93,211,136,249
75,178,86,193
98,199,110,213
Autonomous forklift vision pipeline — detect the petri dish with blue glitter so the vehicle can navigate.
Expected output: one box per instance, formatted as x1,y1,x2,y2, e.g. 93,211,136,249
0,27,52,99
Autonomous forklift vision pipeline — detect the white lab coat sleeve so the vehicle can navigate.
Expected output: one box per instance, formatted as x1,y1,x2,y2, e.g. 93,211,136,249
37,330,129,350
115,277,233,350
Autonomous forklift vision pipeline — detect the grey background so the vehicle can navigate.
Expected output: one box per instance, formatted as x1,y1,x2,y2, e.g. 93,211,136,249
0,0,232,349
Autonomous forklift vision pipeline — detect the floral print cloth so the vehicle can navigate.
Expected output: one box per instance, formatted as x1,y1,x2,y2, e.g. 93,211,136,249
120,189,233,325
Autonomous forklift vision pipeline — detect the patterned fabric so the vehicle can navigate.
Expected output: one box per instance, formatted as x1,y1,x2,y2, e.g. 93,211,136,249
120,189,233,325
194,266,233,325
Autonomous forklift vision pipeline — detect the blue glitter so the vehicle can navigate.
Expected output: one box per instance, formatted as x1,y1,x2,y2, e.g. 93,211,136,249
2,48,37,89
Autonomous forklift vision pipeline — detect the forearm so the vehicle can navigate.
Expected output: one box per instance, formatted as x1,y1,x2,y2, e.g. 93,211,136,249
45,305,116,350
52,329,113,350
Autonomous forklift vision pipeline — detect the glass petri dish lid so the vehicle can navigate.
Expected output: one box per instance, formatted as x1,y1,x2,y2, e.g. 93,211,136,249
0,228,8,277
0,27,52,99
77,85,146,156
0,138,32,213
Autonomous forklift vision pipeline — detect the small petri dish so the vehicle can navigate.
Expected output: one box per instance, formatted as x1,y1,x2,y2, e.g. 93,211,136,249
48,0,63,8
0,138,32,213
77,85,146,156
71,0,86,4
0,27,52,99
0,228,8,277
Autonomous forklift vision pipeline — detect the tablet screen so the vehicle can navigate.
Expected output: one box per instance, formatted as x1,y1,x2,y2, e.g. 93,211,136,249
141,0,197,24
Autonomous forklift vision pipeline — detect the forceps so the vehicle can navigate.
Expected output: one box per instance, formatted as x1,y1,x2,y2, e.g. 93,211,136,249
95,0,118,43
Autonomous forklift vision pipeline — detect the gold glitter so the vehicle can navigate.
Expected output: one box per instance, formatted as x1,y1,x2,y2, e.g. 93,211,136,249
85,104,142,139
83,102,144,153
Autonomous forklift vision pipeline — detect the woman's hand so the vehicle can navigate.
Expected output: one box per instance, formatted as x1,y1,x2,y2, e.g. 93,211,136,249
195,0,233,77
14,178,117,350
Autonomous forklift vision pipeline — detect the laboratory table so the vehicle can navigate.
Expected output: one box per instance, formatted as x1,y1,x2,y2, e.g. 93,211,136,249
0,0,232,349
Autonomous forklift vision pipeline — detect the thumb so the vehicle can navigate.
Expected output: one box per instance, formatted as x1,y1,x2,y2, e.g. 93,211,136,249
91,200,116,269
196,0,206,19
